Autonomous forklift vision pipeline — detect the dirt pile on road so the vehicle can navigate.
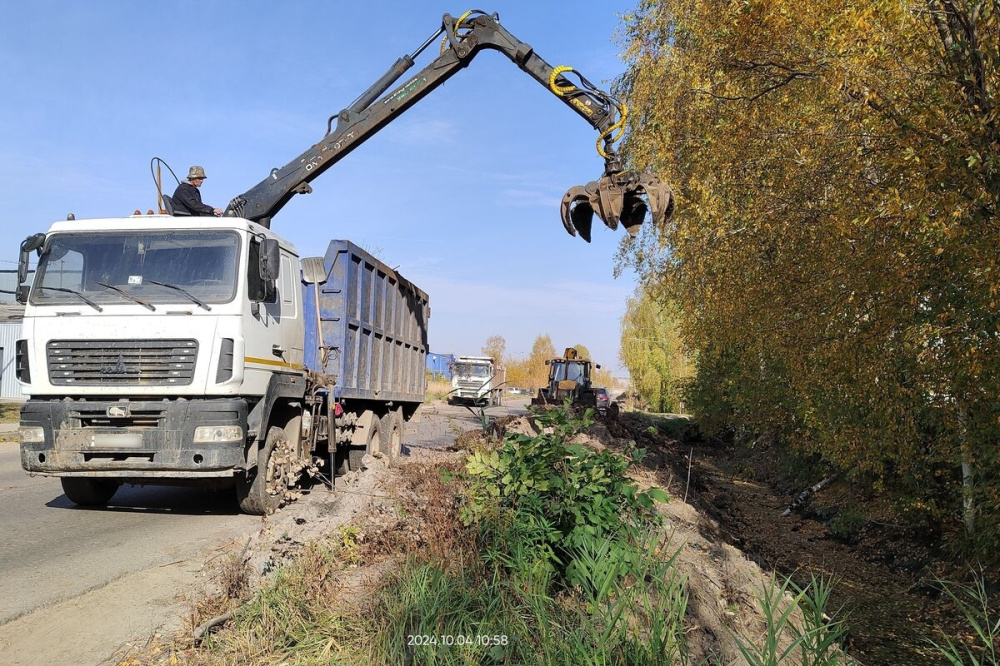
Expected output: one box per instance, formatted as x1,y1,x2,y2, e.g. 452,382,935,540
240,452,399,587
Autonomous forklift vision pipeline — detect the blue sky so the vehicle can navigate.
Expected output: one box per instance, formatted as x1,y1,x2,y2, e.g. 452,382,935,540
0,1,640,374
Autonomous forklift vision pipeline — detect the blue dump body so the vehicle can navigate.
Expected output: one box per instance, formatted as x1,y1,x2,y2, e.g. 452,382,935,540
303,240,429,405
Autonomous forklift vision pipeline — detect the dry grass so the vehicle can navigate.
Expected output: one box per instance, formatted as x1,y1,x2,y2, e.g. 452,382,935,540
354,460,470,566
0,401,20,425
424,378,452,402
123,461,473,665
0,403,19,443
114,414,859,666
398,461,471,562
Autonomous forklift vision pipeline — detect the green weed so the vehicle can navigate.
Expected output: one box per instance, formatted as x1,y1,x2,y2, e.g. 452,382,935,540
171,405,870,666
826,510,867,544
931,572,999,666
734,574,849,666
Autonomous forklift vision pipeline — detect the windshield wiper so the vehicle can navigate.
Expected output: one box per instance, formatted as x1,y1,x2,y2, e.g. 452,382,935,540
36,286,103,312
147,280,212,311
97,282,156,311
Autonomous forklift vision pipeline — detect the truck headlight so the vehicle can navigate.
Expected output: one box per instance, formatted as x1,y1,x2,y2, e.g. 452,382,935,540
193,425,244,443
20,426,45,443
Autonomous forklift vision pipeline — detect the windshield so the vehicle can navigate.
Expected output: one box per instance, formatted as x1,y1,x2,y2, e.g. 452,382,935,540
454,363,492,378
552,361,588,383
29,230,241,307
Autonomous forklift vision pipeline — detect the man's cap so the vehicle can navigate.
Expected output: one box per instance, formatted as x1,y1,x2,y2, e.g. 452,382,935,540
187,166,208,180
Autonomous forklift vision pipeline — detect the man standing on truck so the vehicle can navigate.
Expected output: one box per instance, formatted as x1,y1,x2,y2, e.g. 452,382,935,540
172,166,223,216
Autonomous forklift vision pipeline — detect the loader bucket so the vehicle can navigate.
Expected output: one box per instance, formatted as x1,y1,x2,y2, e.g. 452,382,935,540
560,171,673,243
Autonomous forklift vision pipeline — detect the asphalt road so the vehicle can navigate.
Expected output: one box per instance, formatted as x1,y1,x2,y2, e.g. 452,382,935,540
0,441,261,664
405,396,530,450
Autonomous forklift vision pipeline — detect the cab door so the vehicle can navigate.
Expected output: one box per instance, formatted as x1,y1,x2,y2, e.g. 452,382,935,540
242,238,304,395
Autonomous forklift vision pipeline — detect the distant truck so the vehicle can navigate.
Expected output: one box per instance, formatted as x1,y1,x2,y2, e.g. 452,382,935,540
17,226,428,515
449,355,505,407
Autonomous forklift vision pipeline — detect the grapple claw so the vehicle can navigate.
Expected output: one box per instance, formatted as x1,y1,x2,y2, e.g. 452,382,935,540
560,184,597,242
632,172,675,235
559,171,674,242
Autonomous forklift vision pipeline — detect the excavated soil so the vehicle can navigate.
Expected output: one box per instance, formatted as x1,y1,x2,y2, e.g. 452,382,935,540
603,412,978,666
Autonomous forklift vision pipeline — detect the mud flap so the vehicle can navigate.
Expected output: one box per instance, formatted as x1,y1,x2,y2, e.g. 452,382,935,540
350,411,379,447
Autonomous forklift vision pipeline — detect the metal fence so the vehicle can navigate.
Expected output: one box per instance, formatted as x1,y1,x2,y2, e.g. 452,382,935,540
0,321,24,400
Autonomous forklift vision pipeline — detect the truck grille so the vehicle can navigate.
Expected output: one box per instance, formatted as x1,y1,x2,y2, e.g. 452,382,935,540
73,404,168,428
47,339,198,386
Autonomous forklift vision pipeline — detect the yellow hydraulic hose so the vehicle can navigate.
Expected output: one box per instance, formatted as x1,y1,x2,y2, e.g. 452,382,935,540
548,65,577,96
551,66,627,158
596,103,627,158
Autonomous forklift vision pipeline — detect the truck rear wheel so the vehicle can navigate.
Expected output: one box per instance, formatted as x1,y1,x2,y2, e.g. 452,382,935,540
379,409,404,461
236,426,287,515
354,414,381,468
336,413,379,474
60,478,120,506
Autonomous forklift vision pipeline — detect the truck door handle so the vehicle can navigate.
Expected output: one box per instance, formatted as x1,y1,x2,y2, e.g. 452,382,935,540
272,345,286,357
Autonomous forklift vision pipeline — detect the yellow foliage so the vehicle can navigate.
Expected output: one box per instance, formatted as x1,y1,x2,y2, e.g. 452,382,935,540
616,0,1000,545
620,282,694,412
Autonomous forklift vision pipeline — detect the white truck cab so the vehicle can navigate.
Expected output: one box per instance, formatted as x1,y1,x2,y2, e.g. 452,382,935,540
449,355,504,407
18,214,304,485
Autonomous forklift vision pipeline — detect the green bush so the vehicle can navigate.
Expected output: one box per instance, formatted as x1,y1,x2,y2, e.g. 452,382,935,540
825,510,867,544
460,405,669,587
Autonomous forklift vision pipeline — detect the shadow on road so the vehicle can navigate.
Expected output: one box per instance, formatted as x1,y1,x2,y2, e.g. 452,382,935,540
46,484,244,516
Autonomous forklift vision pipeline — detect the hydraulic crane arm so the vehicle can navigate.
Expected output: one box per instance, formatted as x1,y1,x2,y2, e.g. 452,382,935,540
224,10,672,242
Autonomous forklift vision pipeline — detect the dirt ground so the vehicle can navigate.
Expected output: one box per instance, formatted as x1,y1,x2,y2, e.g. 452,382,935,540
108,399,526,664
602,412,975,666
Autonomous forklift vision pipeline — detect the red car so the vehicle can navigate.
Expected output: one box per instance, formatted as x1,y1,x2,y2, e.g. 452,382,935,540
595,387,611,411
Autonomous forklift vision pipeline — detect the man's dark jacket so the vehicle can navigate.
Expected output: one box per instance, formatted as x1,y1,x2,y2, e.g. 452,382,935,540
172,182,215,216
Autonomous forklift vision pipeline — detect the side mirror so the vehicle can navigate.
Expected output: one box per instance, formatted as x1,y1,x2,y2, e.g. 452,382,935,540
15,284,30,305
544,360,551,365
259,238,280,281
595,364,601,370
18,233,45,284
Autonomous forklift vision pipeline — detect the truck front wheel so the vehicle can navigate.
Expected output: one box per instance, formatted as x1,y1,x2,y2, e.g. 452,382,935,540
60,478,120,507
236,426,288,515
